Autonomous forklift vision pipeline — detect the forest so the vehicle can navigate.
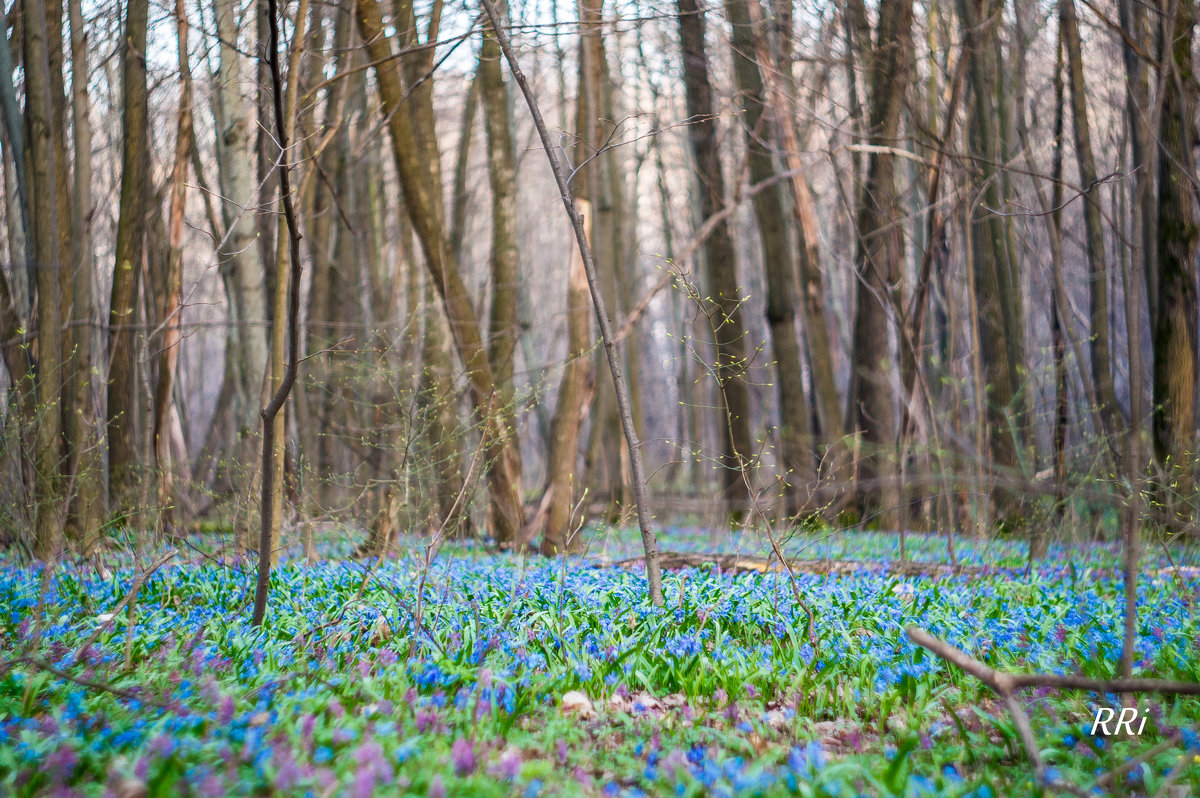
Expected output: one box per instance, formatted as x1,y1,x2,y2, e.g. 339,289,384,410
1,0,1200,794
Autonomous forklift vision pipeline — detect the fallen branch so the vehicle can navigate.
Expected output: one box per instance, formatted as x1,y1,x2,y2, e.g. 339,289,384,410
907,625,1200,792
907,626,1200,696
604,551,986,577
70,550,179,664
3,657,171,709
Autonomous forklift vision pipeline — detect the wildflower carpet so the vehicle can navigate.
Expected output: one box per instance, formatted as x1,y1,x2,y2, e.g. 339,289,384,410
1,530,1197,796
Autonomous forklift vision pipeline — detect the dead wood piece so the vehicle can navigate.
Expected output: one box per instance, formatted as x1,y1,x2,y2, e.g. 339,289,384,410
908,626,1200,697
908,626,1200,795
600,551,985,577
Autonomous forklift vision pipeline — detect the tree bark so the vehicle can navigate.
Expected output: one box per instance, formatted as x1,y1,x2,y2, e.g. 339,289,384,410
107,0,150,520
957,0,1026,520
356,0,525,545
541,200,594,555
65,0,102,549
1152,0,1198,520
212,0,270,517
542,0,604,552
478,0,664,602
303,2,353,512
723,0,815,519
579,0,633,519
24,0,64,557
1060,0,1121,446
739,0,844,483
252,0,305,626
262,0,308,568
0,2,31,302
153,0,193,534
847,0,914,528
480,3,524,525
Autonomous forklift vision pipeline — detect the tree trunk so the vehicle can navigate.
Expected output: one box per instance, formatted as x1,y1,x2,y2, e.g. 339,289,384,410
303,2,352,513
24,0,64,557
577,0,632,520
107,0,150,521
356,0,524,545
262,0,307,565
1060,0,1121,446
542,0,614,552
723,0,816,519
957,0,1026,520
480,4,524,527
255,0,277,293
846,0,914,529
64,0,102,549
0,2,31,299
541,199,594,555
740,0,844,489
1152,0,1198,520
212,0,270,524
153,0,193,534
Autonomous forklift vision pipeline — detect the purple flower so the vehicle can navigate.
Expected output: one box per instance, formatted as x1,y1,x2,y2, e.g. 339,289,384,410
314,767,336,791
356,737,392,782
415,709,437,733
301,714,316,748
353,768,377,798
41,744,77,783
660,749,689,780
218,696,235,725
451,738,476,776
147,733,175,759
428,774,446,798
195,771,224,798
492,747,521,780
272,745,304,792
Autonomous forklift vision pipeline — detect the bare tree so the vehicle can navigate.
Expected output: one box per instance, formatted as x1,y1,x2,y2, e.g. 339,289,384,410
845,0,915,529
1152,0,1198,520
1060,0,1121,447
65,0,102,548
356,0,526,546
24,0,64,558
957,0,1026,520
107,0,150,520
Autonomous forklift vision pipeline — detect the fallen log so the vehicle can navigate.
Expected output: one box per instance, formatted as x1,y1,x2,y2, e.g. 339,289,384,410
599,551,987,577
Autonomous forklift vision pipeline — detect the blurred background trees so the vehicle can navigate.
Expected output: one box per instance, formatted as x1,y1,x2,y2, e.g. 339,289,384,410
0,0,1196,558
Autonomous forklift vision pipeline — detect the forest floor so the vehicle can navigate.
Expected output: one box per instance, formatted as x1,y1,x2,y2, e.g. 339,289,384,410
1,526,1198,796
